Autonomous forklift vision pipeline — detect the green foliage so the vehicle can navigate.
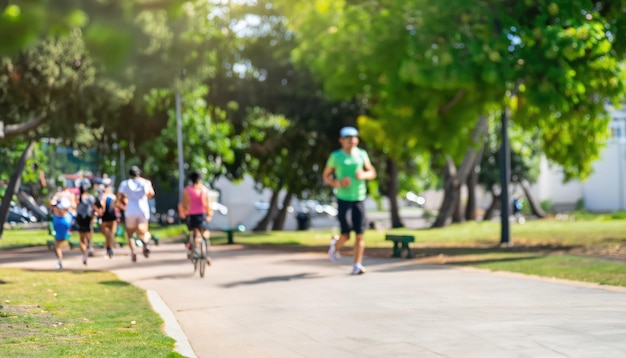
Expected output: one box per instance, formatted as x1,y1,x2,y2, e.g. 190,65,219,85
279,0,626,180
479,113,542,191
0,3,87,56
540,200,554,214
141,86,237,185
611,211,626,220
0,1,186,64
0,30,97,136
571,210,602,221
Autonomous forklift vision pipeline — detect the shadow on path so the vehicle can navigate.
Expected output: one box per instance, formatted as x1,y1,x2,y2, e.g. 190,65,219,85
221,272,322,288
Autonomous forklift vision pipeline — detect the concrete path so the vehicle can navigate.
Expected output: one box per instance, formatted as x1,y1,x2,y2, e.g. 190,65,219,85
2,243,626,358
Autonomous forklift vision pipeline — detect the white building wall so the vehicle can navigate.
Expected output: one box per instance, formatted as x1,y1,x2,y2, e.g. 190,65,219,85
583,111,626,211
530,107,626,212
210,174,298,230
530,157,583,210
210,174,337,231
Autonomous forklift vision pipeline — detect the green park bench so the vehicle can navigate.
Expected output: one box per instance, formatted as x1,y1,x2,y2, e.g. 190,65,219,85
385,234,415,258
220,225,246,245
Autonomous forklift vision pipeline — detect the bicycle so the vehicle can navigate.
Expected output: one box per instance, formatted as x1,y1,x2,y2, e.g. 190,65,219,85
186,230,210,278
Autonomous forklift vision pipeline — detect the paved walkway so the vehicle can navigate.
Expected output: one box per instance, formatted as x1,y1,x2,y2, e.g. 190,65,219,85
2,242,626,358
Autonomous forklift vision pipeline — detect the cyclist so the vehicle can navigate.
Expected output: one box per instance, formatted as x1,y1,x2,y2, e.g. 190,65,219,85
178,170,213,265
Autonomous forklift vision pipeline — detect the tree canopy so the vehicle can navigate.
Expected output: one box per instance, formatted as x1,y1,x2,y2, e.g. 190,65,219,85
277,0,626,180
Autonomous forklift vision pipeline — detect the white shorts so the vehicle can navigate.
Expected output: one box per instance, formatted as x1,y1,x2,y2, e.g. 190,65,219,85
125,214,149,229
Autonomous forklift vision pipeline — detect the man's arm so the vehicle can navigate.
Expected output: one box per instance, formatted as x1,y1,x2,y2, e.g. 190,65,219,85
356,158,377,180
322,166,340,188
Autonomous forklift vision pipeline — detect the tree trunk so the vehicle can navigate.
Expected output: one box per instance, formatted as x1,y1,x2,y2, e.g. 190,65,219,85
253,188,281,231
272,192,292,231
483,190,500,221
520,180,546,218
452,186,464,223
0,140,36,238
386,158,404,228
432,116,488,228
432,158,459,228
465,168,477,221
465,144,484,221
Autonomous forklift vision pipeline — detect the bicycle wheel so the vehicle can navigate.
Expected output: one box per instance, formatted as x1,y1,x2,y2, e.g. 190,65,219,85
198,238,208,278
189,234,199,272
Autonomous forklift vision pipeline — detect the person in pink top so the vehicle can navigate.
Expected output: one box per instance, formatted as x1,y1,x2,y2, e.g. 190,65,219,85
178,170,213,264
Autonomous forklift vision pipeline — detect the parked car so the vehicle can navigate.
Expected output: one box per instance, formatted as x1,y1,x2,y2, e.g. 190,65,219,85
405,192,426,207
8,203,37,224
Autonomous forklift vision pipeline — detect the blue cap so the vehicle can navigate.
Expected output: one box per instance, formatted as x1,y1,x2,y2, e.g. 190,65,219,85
339,126,359,138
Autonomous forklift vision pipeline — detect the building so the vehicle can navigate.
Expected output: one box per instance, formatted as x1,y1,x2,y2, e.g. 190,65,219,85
532,106,626,212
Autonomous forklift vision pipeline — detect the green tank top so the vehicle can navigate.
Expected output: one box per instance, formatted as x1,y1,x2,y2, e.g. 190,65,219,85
326,148,371,202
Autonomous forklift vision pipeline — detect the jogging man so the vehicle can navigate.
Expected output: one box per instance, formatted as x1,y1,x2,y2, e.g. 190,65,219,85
322,126,377,275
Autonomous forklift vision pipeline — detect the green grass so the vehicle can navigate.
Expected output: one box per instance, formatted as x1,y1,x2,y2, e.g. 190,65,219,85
227,218,626,248
464,253,626,287
0,268,182,357
2,218,625,290
5,218,625,257
0,224,189,249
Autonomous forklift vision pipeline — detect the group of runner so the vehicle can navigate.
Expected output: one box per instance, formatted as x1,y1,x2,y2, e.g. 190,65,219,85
49,166,156,269
50,126,376,275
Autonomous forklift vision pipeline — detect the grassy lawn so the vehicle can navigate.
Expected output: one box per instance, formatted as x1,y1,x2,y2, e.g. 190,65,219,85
466,254,626,287
5,216,622,249
0,268,182,357
225,218,626,249
0,224,189,249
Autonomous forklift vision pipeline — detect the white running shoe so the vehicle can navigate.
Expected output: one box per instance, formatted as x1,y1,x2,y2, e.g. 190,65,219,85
351,264,366,275
328,237,340,262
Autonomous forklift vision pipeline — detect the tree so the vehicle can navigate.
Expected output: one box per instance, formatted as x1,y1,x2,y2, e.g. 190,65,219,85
276,0,498,228
277,0,626,230
0,1,228,232
479,117,546,220
140,86,237,186
203,0,365,230
0,1,217,146
0,140,35,237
